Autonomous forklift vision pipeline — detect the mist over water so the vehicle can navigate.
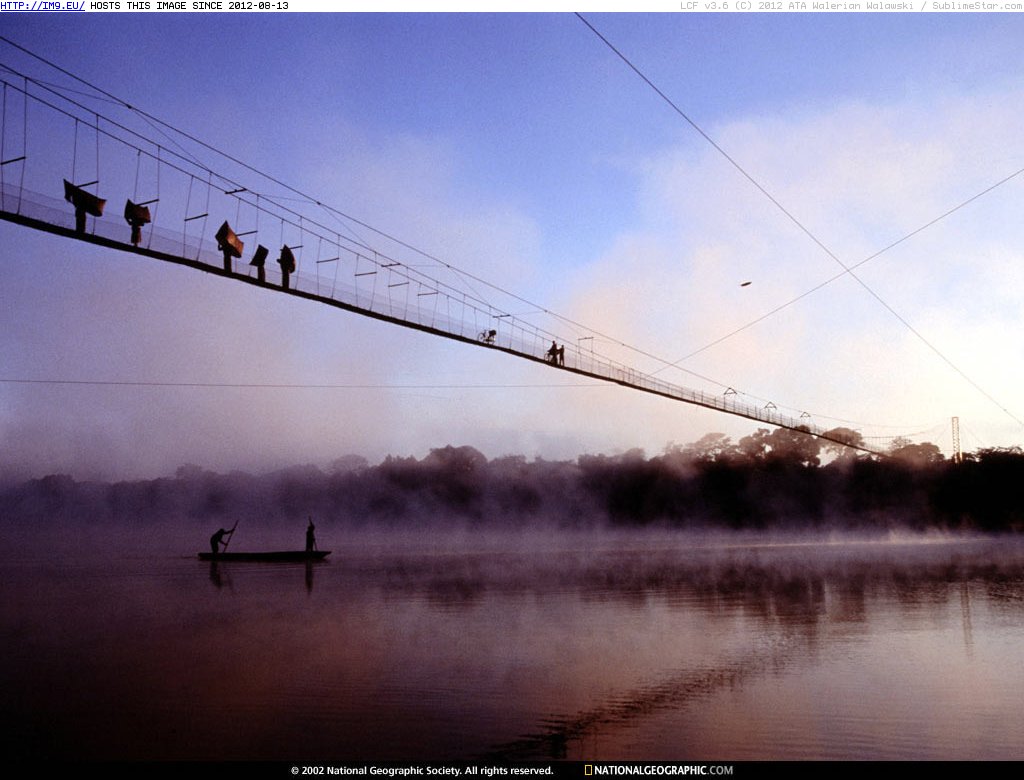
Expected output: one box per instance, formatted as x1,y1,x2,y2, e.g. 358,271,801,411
6,439,1024,537
3,443,1024,759
2,522,1022,761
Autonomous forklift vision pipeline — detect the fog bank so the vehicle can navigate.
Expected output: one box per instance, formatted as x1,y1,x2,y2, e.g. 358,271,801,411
3,438,1022,534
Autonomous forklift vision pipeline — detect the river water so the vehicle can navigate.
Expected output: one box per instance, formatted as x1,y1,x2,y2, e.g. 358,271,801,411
2,529,1022,760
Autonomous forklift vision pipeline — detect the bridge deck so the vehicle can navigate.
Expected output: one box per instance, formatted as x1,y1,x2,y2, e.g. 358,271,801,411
1,183,882,457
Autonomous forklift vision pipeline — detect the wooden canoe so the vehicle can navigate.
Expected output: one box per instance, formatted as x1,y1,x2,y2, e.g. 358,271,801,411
198,550,331,562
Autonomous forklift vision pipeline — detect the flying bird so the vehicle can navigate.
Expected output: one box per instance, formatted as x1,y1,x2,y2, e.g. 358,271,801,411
740,281,752,287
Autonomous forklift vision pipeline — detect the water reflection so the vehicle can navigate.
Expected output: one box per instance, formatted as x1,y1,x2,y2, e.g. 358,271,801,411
208,560,227,590
203,558,323,593
370,539,1024,623
486,641,799,761
1,534,1023,760
345,537,1024,760
961,580,974,658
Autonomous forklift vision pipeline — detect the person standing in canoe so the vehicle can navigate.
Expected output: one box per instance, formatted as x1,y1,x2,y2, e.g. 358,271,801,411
209,526,234,556
305,517,317,553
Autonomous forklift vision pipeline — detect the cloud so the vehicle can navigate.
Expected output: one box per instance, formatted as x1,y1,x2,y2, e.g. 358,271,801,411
559,85,1024,449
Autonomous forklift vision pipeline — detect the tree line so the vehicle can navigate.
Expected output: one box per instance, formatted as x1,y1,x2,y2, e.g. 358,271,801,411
2,431,1022,532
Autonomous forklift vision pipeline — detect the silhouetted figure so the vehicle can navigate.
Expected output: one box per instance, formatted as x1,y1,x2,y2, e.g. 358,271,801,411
63,180,105,234
278,245,296,290
547,341,565,366
124,200,151,246
480,329,496,344
305,517,317,552
216,220,244,273
250,245,269,283
210,527,233,556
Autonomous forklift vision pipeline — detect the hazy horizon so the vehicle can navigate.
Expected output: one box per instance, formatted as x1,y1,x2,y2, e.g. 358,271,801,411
4,13,1023,480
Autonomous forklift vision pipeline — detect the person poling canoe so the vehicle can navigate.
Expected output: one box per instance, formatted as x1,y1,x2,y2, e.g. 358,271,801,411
198,519,331,562
209,521,238,556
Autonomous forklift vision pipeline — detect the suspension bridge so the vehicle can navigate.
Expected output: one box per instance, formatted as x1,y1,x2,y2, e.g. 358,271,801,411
0,43,917,458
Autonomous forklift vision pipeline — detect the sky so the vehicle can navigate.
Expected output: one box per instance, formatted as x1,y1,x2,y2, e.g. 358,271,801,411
3,11,1024,480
